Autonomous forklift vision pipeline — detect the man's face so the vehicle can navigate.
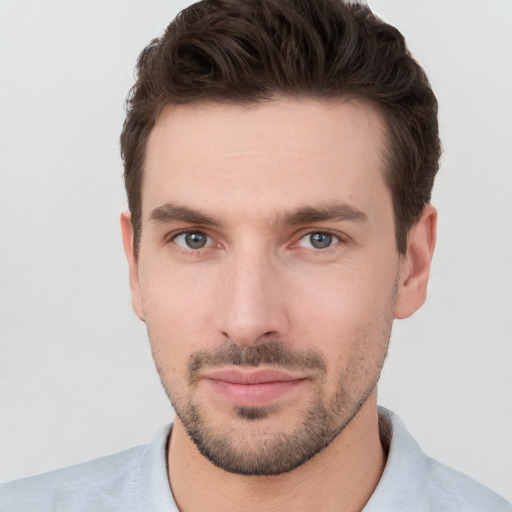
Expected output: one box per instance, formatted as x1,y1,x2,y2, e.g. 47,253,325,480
124,98,412,475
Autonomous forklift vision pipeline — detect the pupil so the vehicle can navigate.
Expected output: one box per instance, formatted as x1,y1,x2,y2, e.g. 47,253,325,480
310,233,332,249
185,232,206,249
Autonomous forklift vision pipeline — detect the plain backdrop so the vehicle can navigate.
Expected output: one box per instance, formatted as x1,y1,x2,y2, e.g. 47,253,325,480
0,0,511,502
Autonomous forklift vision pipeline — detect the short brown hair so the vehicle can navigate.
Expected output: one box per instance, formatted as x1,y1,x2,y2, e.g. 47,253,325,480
121,0,440,254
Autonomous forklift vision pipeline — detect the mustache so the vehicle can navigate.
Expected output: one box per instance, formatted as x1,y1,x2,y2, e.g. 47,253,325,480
188,342,327,383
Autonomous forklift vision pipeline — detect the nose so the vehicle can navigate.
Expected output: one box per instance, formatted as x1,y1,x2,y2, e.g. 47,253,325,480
216,247,289,347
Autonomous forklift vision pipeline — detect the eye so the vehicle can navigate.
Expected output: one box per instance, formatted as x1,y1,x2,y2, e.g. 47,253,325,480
173,231,213,250
297,232,339,249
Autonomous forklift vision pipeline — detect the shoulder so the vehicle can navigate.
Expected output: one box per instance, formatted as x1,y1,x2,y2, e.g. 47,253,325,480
419,454,512,511
365,408,512,512
0,445,145,512
0,424,176,512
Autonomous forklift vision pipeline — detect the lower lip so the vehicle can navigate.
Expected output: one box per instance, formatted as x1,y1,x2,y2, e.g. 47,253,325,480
206,378,305,407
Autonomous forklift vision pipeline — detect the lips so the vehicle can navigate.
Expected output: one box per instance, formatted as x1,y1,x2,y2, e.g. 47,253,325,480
203,368,307,407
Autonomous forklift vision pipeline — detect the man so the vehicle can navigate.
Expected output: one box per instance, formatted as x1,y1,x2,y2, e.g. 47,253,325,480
0,0,510,510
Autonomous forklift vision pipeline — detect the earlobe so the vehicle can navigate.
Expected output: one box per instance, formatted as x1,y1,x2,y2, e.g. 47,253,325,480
120,211,145,321
394,205,437,319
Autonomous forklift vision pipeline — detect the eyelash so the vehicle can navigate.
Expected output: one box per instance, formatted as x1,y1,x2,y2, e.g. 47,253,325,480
167,229,345,254
295,231,342,250
170,230,213,251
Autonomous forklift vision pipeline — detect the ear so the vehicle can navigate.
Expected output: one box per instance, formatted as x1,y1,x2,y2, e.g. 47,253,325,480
394,205,437,319
120,211,145,321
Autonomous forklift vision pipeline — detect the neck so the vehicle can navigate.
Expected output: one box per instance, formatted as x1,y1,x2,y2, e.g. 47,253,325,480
168,394,385,512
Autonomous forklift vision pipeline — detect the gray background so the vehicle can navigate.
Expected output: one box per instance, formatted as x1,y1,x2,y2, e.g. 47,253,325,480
0,0,511,502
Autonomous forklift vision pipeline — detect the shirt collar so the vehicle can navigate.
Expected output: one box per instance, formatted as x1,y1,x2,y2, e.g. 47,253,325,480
132,408,446,512
133,423,178,512
363,406,432,511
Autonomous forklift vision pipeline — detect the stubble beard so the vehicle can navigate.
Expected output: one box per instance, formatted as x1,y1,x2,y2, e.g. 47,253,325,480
152,324,392,476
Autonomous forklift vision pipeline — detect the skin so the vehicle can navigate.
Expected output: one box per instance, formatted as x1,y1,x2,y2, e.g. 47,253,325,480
121,97,436,512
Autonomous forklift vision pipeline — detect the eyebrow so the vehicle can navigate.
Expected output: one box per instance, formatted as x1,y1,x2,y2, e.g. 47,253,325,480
278,202,368,226
149,201,368,228
149,203,221,227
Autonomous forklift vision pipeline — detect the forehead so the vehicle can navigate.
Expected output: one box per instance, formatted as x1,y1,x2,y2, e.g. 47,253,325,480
142,98,390,223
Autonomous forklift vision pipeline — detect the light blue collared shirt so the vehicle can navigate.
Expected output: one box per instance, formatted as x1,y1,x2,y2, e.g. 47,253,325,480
0,408,510,511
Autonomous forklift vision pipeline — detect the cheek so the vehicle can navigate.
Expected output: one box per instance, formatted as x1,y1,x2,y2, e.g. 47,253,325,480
139,264,220,357
292,262,394,322
288,263,396,357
